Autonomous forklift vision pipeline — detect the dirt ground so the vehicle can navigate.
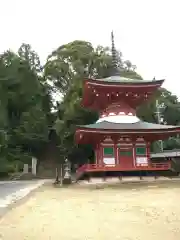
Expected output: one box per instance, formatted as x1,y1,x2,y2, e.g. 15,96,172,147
0,181,180,240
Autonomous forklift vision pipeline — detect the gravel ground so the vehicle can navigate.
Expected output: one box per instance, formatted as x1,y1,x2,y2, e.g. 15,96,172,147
0,181,180,240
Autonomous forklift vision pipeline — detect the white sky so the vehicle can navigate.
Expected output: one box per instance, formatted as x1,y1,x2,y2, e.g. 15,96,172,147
1,0,180,97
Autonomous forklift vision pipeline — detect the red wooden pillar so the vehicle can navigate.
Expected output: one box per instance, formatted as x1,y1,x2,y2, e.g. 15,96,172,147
114,142,118,166
132,142,136,167
97,141,103,167
112,135,118,166
146,142,151,167
97,135,103,166
95,143,98,165
132,136,137,168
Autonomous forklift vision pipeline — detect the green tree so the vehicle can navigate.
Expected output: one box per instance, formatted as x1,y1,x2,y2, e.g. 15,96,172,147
0,45,53,175
45,40,143,164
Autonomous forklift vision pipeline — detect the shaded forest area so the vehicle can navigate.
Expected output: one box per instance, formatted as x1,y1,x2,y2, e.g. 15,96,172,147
0,40,180,176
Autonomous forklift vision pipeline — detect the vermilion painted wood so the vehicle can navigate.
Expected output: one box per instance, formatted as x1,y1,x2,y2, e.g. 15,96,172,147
76,162,171,173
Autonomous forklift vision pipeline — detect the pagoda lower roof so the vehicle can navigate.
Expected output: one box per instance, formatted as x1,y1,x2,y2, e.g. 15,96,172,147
77,121,180,133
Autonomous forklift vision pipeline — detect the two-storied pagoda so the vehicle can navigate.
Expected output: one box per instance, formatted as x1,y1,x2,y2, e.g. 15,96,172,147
75,32,180,176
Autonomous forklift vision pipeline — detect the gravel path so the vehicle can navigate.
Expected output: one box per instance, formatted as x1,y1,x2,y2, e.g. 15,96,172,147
0,181,44,199
0,180,48,214
0,182,180,240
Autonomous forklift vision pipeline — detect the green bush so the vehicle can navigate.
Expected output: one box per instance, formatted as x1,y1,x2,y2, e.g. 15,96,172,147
0,171,9,178
0,159,9,178
0,159,23,178
7,164,16,173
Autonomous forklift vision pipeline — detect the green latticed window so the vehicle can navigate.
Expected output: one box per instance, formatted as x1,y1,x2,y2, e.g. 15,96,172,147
136,147,146,155
103,147,114,156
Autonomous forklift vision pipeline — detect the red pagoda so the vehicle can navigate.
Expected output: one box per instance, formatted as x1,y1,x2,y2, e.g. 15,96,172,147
75,32,180,177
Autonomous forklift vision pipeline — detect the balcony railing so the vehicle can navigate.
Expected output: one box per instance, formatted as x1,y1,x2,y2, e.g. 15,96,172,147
76,162,171,174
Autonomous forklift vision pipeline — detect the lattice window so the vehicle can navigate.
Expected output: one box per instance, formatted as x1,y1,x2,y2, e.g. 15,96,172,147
103,147,114,156
136,147,146,155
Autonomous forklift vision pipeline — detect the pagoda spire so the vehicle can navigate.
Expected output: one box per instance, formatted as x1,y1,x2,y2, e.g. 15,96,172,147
111,31,120,76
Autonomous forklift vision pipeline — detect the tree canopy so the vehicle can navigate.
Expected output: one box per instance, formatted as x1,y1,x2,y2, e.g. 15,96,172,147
0,40,180,175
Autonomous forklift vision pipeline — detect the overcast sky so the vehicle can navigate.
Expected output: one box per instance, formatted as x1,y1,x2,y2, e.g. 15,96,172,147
1,0,179,97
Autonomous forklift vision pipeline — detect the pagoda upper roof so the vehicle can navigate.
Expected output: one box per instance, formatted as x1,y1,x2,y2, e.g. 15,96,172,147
87,76,164,86
82,77,164,110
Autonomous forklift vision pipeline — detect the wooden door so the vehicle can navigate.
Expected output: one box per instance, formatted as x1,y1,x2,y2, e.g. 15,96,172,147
118,147,134,169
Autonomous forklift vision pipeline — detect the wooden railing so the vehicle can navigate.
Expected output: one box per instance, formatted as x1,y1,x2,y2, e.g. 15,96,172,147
151,163,170,168
76,162,171,174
